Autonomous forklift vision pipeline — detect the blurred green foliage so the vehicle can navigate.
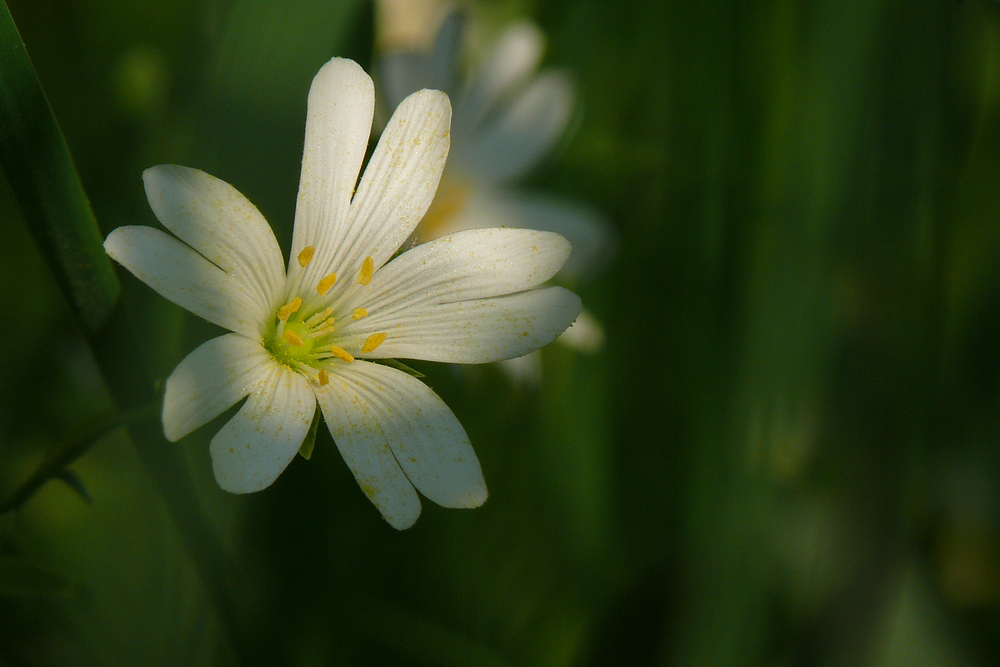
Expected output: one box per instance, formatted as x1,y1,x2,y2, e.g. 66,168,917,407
2,0,1000,666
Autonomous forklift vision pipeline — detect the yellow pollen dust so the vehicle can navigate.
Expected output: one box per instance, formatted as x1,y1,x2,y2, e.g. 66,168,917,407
352,308,368,320
330,345,355,363
283,330,305,347
317,369,329,386
361,332,387,354
358,256,374,286
297,246,315,267
317,273,337,295
277,297,303,320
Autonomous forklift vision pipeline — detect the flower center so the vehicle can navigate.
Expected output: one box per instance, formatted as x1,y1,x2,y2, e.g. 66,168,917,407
263,248,390,386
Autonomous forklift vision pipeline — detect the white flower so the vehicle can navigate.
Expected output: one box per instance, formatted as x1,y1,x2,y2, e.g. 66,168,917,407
103,58,580,529
378,12,616,280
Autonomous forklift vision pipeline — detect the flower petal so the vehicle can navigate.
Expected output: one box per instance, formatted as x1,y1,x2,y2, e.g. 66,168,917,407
334,89,451,282
336,228,570,330
450,188,616,280
162,333,274,442
142,165,285,309
289,58,374,296
316,361,486,529
104,226,268,338
346,286,582,364
315,367,420,530
454,21,544,137
452,71,573,184
209,363,316,493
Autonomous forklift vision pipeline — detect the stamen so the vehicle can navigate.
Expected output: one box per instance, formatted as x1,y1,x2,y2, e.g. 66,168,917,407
283,330,305,347
361,332,387,354
329,345,355,363
305,307,334,327
358,256,374,286
297,246,315,267
308,323,336,337
317,368,329,386
317,273,337,295
352,308,368,320
277,297,303,321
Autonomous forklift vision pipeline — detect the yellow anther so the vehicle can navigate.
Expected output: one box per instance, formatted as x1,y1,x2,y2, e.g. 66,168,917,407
358,256,374,286
317,369,329,386
317,273,337,295
277,297,303,321
297,246,315,267
361,332,387,354
329,345,355,363
283,330,305,347
352,308,368,320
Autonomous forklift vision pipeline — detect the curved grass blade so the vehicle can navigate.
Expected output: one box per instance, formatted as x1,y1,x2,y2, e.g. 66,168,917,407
0,1,119,332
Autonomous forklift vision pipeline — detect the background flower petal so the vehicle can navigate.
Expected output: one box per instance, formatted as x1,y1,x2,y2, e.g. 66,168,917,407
347,286,582,363
104,225,269,338
452,71,574,184
162,333,274,442
378,11,464,111
453,21,544,137
142,165,285,309
209,364,316,494
316,361,486,528
288,57,374,298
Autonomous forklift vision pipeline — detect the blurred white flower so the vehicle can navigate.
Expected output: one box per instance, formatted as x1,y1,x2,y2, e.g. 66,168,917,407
379,12,615,280
104,58,580,529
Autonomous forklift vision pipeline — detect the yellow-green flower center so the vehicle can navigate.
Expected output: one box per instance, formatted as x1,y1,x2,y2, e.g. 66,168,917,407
262,247,391,386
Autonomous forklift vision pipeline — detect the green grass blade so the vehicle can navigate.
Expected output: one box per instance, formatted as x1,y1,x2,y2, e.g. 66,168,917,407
0,0,119,331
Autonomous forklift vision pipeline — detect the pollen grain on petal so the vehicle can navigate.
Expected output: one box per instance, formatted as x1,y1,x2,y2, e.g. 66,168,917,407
317,273,338,295
361,332,387,354
352,308,368,320
297,245,315,267
330,345,355,363
358,256,374,285
283,330,305,347
277,297,303,320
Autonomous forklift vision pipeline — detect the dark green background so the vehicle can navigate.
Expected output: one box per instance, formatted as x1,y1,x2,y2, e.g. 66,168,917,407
2,0,1000,665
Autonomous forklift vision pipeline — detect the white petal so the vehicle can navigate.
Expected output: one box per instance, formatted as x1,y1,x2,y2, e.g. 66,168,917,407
335,89,451,282
209,364,316,493
162,334,274,441
336,228,570,332
315,366,420,529
454,188,616,280
289,58,374,295
454,21,544,137
104,226,267,338
142,165,285,309
348,286,582,364
316,361,486,529
453,71,573,184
